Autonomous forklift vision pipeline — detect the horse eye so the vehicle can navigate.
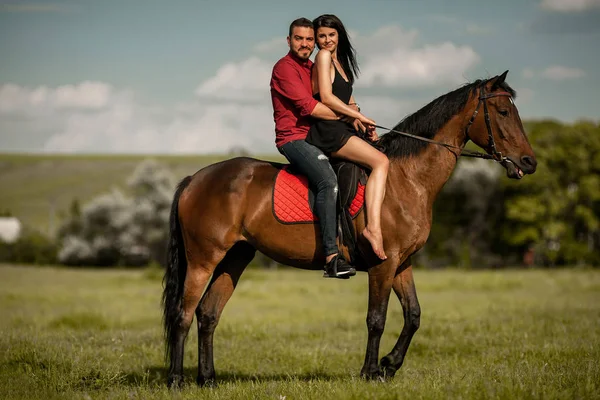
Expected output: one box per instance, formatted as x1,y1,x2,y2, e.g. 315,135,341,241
499,110,509,117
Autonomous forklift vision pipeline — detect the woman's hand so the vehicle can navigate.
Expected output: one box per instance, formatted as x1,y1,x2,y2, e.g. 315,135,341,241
353,119,366,133
358,114,376,128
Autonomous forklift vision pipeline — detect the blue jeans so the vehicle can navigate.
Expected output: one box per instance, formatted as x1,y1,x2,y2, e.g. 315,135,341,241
278,140,339,256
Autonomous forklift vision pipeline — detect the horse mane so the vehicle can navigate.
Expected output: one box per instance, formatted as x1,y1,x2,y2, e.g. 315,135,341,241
376,78,517,159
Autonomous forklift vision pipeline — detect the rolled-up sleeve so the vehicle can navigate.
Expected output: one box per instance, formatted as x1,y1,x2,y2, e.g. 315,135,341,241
271,62,318,117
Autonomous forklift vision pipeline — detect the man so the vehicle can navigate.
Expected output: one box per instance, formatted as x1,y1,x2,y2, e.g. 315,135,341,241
270,17,356,279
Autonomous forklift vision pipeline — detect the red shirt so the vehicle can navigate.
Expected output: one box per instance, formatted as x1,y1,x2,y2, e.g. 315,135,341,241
270,52,318,148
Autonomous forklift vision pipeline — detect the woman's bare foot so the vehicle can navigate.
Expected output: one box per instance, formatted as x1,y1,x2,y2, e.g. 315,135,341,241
363,227,387,260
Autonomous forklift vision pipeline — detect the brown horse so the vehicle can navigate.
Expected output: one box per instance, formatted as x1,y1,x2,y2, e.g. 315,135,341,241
162,70,537,387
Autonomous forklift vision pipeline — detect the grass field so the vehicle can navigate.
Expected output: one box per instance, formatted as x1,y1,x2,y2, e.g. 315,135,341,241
0,153,285,235
0,264,598,399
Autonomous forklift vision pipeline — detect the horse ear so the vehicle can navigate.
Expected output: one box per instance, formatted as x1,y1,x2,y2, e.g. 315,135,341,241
490,70,509,90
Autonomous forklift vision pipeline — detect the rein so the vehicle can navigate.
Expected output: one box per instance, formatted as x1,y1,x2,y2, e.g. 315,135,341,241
374,85,513,163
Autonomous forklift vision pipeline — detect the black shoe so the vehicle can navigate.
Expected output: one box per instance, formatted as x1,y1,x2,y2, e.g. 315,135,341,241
324,254,356,279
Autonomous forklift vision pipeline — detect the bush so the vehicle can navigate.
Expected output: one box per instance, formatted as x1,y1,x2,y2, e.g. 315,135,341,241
0,230,58,265
56,159,175,267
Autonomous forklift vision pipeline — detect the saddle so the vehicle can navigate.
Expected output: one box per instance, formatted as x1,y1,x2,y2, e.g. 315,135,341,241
272,160,367,264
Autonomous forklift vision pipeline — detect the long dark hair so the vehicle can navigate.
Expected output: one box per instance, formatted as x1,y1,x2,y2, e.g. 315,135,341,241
313,14,359,84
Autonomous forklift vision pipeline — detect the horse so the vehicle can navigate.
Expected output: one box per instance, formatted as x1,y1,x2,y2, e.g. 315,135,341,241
162,70,537,387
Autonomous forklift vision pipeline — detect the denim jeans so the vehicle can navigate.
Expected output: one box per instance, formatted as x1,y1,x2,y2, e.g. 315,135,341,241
279,140,339,256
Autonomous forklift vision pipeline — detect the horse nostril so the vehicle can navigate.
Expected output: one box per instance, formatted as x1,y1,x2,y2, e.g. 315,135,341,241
521,156,537,171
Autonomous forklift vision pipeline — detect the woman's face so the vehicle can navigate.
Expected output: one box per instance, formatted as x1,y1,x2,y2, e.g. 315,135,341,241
316,27,338,52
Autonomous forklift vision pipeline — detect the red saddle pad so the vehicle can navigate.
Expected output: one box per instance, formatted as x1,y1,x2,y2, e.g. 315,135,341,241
273,166,365,224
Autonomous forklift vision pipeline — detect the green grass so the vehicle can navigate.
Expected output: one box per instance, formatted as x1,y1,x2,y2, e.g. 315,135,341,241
0,265,598,399
0,153,285,235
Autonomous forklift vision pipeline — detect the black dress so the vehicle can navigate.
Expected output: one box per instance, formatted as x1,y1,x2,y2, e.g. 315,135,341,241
306,66,357,154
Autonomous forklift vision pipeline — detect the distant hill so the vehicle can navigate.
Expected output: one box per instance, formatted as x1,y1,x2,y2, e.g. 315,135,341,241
0,153,285,236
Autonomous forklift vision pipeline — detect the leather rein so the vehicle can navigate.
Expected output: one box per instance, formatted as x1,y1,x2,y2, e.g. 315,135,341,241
374,84,513,163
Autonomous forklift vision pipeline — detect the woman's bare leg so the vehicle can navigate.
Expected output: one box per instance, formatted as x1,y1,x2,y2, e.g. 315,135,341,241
332,136,389,259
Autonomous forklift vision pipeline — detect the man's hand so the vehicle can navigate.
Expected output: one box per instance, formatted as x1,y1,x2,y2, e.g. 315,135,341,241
340,116,366,133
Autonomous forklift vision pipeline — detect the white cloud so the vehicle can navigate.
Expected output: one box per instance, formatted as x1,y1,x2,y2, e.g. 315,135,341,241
357,43,480,88
353,26,480,88
0,81,276,154
53,81,112,109
162,103,274,154
522,68,535,79
354,25,419,55
197,24,480,98
465,24,493,35
523,65,586,80
0,81,113,113
42,99,275,154
358,96,421,127
195,57,272,100
42,101,275,154
540,0,600,12
253,37,287,53
541,66,586,80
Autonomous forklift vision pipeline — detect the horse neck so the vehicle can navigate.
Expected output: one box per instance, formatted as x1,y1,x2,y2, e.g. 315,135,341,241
389,115,467,207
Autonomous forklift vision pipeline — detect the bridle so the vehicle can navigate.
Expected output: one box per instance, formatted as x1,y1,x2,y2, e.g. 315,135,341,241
463,82,513,161
374,82,514,163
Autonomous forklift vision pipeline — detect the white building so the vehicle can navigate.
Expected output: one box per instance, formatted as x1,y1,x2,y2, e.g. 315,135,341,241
0,217,22,243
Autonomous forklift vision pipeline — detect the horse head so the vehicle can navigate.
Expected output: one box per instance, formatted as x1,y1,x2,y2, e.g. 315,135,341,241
465,70,537,179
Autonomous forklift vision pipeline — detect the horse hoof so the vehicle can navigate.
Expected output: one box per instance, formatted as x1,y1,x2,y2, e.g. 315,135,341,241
381,366,397,379
167,374,184,389
360,368,386,382
380,357,398,379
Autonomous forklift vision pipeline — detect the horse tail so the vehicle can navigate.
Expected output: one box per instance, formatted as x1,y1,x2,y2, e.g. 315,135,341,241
162,175,193,362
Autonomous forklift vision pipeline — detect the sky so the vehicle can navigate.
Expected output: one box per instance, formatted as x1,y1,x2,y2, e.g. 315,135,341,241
1,0,599,154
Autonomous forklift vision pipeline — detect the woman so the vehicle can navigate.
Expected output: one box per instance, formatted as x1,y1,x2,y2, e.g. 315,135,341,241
306,14,389,260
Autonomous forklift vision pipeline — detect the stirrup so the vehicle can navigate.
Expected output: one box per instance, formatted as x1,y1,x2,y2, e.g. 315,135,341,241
323,254,356,279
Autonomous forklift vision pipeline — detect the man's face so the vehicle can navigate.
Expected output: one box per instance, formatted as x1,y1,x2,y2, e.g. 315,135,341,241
287,26,315,60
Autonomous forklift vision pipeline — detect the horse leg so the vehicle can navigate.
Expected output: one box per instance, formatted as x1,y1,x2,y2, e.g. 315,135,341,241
195,242,255,387
379,259,421,378
360,264,396,380
168,241,226,388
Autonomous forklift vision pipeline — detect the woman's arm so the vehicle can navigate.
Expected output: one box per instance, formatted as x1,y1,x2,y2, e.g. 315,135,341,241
345,95,378,140
348,95,359,112
345,94,365,132
315,50,373,125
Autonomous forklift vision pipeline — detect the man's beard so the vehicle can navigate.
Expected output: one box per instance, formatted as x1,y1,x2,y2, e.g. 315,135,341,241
295,47,312,59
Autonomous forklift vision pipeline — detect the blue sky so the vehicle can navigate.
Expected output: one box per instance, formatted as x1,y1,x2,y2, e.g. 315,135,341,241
1,0,599,154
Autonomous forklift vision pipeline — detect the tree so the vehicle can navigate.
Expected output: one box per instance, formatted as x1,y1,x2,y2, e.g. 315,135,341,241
57,159,176,267
419,158,506,268
501,120,600,266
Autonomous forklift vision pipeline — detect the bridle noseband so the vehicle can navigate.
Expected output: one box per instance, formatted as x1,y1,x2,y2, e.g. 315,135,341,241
374,82,514,163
